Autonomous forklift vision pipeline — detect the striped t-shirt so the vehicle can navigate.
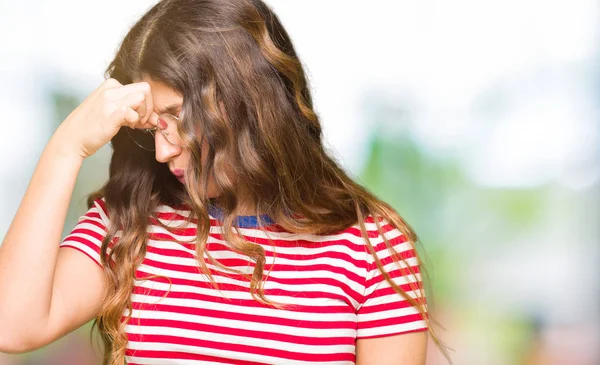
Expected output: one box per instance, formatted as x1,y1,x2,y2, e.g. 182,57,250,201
59,198,427,365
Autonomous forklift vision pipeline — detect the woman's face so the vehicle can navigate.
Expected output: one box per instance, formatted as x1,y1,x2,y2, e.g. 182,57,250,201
136,76,220,198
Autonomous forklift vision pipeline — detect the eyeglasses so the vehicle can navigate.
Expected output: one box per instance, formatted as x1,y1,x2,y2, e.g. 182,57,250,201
125,113,186,151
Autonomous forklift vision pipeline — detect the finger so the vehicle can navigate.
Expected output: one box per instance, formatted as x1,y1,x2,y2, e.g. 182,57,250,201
137,94,148,120
120,90,146,124
104,81,149,99
124,82,152,125
80,78,123,111
102,77,123,90
105,82,153,123
140,111,159,129
143,85,153,125
95,78,124,102
110,100,140,127
129,86,151,124
123,107,140,126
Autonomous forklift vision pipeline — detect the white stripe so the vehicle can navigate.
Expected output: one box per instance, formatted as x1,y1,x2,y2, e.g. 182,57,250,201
366,245,417,265
357,305,423,322
124,324,355,356
222,227,405,249
66,220,106,236
61,232,103,248
356,289,424,312
59,243,101,265
356,320,428,338
133,278,359,308
148,237,370,263
136,263,361,303
142,251,367,293
362,289,424,304
126,358,225,365
368,259,421,282
126,344,354,365
92,200,111,230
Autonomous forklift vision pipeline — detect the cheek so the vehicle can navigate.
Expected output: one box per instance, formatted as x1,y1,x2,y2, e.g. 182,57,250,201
178,148,191,168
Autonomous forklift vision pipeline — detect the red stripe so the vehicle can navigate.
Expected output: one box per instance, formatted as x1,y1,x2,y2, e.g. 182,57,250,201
95,198,108,217
145,243,369,271
135,262,363,304
365,279,424,297
124,317,355,346
126,349,269,365
69,224,105,240
128,301,355,330
356,326,428,340
358,296,427,314
357,313,426,329
140,254,364,293
208,234,368,251
365,266,422,288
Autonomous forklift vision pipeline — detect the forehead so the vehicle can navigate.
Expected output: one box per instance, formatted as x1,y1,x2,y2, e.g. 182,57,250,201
134,75,183,114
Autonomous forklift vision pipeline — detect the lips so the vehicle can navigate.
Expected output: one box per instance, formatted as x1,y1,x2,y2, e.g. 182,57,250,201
170,168,185,183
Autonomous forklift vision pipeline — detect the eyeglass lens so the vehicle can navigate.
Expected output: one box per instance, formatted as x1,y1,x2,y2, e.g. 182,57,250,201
126,113,185,151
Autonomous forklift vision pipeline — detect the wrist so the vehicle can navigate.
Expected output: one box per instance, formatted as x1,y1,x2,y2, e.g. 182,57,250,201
47,123,87,161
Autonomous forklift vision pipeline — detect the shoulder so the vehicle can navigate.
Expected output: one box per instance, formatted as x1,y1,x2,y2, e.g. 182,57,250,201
77,197,110,230
290,215,408,267
341,215,406,248
91,197,109,219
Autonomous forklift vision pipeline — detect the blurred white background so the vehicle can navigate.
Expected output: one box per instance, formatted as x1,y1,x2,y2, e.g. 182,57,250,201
1,0,599,364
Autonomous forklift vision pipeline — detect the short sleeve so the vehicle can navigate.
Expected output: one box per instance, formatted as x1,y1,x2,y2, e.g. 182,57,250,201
356,217,428,339
59,198,111,268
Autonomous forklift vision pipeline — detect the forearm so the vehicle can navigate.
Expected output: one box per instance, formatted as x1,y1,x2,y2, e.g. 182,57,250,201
0,124,84,340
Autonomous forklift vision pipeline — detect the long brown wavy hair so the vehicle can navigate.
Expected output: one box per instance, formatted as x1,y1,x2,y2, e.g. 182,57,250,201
83,0,452,363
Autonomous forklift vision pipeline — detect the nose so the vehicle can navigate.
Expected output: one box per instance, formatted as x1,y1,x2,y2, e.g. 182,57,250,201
154,133,181,163
147,111,180,163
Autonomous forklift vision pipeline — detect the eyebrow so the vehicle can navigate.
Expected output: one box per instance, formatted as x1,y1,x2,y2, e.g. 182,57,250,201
157,103,182,115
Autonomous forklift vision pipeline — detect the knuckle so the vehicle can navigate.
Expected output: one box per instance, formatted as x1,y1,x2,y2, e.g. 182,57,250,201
120,105,129,114
135,90,145,101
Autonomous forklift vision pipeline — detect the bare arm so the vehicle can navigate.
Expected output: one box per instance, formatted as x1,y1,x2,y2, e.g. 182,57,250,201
0,78,156,353
0,127,93,352
356,330,428,365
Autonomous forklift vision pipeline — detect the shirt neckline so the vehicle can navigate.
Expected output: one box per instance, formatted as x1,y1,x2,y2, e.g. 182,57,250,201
170,199,276,228
206,204,275,228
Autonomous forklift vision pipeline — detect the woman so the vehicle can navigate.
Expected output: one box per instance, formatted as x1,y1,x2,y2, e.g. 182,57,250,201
0,0,450,364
